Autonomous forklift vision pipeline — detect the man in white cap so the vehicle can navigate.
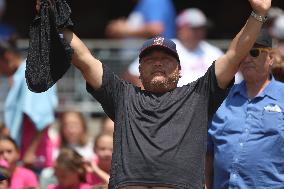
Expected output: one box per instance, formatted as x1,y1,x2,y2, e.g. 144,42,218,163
271,15,284,53
123,8,242,87
174,8,225,85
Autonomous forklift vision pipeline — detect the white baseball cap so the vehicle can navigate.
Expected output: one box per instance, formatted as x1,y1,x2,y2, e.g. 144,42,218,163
267,7,284,20
176,8,207,28
271,15,284,40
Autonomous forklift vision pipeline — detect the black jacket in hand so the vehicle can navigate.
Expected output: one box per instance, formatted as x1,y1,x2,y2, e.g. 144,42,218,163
26,0,74,93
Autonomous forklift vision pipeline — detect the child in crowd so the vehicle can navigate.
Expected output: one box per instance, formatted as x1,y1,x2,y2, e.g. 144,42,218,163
47,148,92,189
55,111,95,161
0,136,39,189
100,116,114,135
86,133,113,186
40,111,96,188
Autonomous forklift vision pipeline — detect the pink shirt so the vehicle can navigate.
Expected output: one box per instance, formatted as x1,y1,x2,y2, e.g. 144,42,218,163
86,172,105,186
10,167,39,189
21,115,54,168
46,183,92,189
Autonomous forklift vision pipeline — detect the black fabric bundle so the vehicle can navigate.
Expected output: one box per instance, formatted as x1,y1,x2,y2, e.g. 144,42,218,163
26,0,74,93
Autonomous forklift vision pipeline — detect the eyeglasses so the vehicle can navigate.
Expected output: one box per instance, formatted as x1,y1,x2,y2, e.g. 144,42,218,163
249,48,271,58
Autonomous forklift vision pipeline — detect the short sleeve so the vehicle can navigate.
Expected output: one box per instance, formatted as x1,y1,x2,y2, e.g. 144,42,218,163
195,62,234,119
86,64,126,120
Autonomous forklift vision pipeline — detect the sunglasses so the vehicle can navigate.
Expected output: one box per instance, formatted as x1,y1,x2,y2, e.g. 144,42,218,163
249,48,271,58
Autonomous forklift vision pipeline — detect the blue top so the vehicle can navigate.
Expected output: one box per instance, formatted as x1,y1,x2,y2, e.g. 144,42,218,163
0,23,16,41
134,0,176,38
4,60,58,146
208,77,284,189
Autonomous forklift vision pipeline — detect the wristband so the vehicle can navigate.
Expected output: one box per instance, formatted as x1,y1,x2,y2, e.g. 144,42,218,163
250,11,267,23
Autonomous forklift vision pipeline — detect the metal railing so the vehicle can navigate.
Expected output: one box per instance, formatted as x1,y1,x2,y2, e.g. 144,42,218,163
0,38,230,117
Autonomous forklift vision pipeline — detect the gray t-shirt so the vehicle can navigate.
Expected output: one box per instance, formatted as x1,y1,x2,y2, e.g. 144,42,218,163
87,63,232,189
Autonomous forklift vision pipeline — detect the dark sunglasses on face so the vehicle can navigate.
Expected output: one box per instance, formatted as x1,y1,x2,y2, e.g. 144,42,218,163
249,48,271,58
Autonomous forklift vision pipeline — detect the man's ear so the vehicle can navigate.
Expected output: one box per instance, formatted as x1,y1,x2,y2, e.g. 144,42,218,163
268,50,276,67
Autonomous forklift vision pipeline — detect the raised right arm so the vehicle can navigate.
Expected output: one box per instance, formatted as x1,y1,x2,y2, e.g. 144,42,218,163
63,29,103,89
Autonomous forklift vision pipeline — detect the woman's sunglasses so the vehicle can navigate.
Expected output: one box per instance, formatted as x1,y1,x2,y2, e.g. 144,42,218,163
249,48,271,58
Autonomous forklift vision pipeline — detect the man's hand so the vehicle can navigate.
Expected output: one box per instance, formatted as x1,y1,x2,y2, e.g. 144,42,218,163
249,0,271,16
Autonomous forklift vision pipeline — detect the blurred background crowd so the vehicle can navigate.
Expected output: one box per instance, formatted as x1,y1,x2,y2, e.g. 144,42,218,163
0,0,283,188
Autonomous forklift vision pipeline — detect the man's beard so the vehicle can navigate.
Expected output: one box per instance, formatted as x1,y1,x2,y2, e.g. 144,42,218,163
142,72,180,92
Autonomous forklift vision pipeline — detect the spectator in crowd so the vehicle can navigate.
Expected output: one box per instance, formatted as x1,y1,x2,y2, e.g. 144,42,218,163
40,111,95,188
105,0,176,64
271,48,284,82
270,14,284,82
206,29,284,189
0,40,58,172
0,136,39,189
271,15,284,53
46,148,92,189
123,8,243,87
99,116,114,135
36,0,271,188
263,6,284,29
86,133,113,186
56,111,95,161
105,0,176,39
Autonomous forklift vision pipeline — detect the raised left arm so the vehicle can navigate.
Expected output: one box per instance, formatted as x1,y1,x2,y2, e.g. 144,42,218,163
215,0,271,89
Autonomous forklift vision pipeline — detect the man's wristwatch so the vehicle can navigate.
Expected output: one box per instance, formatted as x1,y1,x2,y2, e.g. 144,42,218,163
250,11,267,23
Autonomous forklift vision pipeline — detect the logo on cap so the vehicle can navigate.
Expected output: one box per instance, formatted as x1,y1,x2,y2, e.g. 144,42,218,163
153,37,164,45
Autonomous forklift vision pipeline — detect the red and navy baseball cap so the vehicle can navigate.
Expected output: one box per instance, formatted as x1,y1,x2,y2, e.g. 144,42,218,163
139,36,180,63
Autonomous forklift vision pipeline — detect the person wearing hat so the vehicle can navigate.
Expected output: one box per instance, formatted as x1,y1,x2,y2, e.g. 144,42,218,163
37,0,271,188
105,0,176,39
206,29,284,189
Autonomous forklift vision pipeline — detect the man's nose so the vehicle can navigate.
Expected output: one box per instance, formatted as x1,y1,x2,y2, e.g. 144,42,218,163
153,58,162,66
